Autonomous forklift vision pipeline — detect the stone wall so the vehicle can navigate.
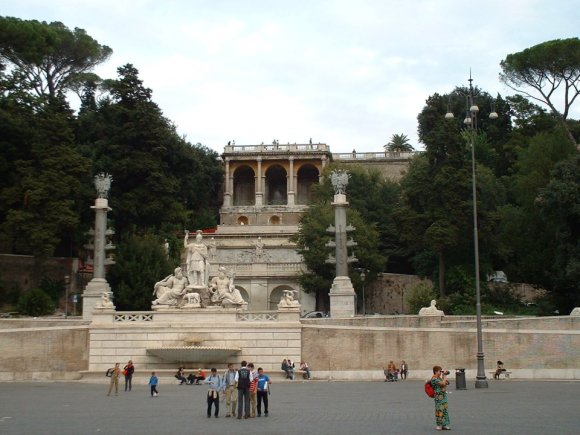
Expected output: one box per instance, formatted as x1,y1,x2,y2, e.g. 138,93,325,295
0,254,79,293
366,273,429,314
301,316,580,380
0,323,89,381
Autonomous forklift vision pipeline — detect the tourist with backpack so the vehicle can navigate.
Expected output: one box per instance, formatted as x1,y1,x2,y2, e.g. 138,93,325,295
106,363,121,396
429,365,451,431
235,360,253,419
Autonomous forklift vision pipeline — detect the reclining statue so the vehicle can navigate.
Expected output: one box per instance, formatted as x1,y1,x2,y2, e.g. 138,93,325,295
152,267,188,306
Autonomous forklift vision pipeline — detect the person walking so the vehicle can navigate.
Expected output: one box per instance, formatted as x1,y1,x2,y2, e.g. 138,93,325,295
248,363,258,417
256,367,271,417
149,371,159,397
123,360,134,391
106,362,121,396
204,368,222,418
235,360,252,419
223,363,237,417
430,365,451,431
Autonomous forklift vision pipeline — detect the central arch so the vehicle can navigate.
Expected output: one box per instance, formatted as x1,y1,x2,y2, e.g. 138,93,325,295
265,165,287,205
233,166,255,206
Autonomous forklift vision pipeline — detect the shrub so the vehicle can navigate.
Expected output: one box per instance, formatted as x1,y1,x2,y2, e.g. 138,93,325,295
407,281,436,314
17,288,55,316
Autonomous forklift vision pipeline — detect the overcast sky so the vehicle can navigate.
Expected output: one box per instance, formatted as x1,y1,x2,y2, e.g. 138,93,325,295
3,0,579,153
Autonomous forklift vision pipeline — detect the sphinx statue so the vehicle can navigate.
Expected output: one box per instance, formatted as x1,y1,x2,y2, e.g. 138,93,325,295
419,299,445,316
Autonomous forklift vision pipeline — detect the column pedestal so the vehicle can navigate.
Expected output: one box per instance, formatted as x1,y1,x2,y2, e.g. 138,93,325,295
329,276,356,318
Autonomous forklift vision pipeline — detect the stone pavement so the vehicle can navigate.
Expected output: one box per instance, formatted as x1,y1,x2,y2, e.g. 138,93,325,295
0,379,578,434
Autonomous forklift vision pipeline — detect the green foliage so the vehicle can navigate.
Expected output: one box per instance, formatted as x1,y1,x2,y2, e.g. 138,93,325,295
79,64,223,236
0,17,112,98
108,233,173,310
406,281,436,314
17,288,54,316
385,133,414,152
500,37,580,147
39,277,65,305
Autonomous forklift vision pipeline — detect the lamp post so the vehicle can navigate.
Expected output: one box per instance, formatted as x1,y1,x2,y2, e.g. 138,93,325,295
360,270,366,316
445,74,496,389
64,275,70,319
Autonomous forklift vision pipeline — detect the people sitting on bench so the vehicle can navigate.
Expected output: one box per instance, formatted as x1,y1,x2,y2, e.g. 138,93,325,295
494,361,506,379
384,360,399,382
175,367,187,384
282,358,295,380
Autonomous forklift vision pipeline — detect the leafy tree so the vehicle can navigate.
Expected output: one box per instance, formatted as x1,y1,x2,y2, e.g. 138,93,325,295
406,281,436,314
0,95,91,258
500,38,580,149
384,133,414,152
401,87,509,297
536,154,580,313
0,17,112,98
108,233,174,310
80,64,223,236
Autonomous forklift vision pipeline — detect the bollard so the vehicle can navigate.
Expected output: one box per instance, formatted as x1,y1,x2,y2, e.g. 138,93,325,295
455,368,467,390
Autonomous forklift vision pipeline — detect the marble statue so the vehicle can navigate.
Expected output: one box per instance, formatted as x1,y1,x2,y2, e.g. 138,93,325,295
419,300,445,316
330,169,350,195
184,230,209,287
152,267,188,306
98,291,115,309
278,289,300,308
208,237,217,261
183,291,201,307
570,307,580,316
255,237,264,261
209,267,246,307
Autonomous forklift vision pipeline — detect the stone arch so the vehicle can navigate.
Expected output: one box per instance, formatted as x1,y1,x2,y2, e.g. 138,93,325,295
296,164,319,205
265,165,287,205
237,216,249,225
269,215,281,225
233,165,255,206
269,285,296,310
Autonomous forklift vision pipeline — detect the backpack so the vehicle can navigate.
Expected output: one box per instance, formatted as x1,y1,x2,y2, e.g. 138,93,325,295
424,380,435,398
105,368,114,377
237,367,250,389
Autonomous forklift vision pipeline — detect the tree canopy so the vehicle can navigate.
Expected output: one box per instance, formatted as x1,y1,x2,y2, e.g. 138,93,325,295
0,17,112,98
500,38,580,149
385,133,414,152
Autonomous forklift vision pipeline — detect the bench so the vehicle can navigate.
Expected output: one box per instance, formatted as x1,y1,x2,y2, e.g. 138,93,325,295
489,371,512,379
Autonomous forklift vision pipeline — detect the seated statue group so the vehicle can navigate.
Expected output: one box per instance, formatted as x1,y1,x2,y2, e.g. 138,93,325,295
152,265,247,310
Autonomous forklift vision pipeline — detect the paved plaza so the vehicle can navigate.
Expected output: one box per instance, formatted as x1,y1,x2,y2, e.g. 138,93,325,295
0,379,578,434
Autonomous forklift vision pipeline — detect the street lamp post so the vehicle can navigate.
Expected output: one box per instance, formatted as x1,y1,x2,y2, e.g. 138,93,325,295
64,275,70,319
446,74,496,389
360,270,366,316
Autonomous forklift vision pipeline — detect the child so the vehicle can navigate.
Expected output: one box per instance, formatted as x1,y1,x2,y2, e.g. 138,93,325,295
149,371,159,397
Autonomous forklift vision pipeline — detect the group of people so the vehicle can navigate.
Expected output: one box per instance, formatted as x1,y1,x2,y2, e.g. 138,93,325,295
105,360,134,396
281,358,310,380
175,367,206,385
383,360,408,382
207,361,272,419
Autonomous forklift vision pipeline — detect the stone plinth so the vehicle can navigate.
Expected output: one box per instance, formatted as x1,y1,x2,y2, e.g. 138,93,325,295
83,279,112,321
329,276,356,318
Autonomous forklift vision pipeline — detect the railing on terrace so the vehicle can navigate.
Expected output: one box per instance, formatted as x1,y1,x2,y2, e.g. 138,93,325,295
224,143,329,153
114,313,154,322
237,311,278,321
333,151,417,160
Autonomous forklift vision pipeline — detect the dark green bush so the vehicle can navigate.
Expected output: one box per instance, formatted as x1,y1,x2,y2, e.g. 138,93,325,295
17,288,55,316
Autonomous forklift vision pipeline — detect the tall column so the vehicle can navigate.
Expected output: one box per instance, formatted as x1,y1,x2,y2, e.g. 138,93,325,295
255,157,263,206
223,158,232,207
83,174,115,320
326,170,357,318
287,156,295,206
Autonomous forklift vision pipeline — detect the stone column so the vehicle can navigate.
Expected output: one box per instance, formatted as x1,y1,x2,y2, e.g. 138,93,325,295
223,158,232,207
287,156,295,206
327,170,356,318
83,174,115,320
255,157,263,206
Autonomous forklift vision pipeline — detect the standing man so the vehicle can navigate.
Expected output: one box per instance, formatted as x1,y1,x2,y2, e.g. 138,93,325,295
106,362,121,396
248,363,258,418
256,367,271,417
204,368,222,418
235,360,252,419
223,363,237,417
